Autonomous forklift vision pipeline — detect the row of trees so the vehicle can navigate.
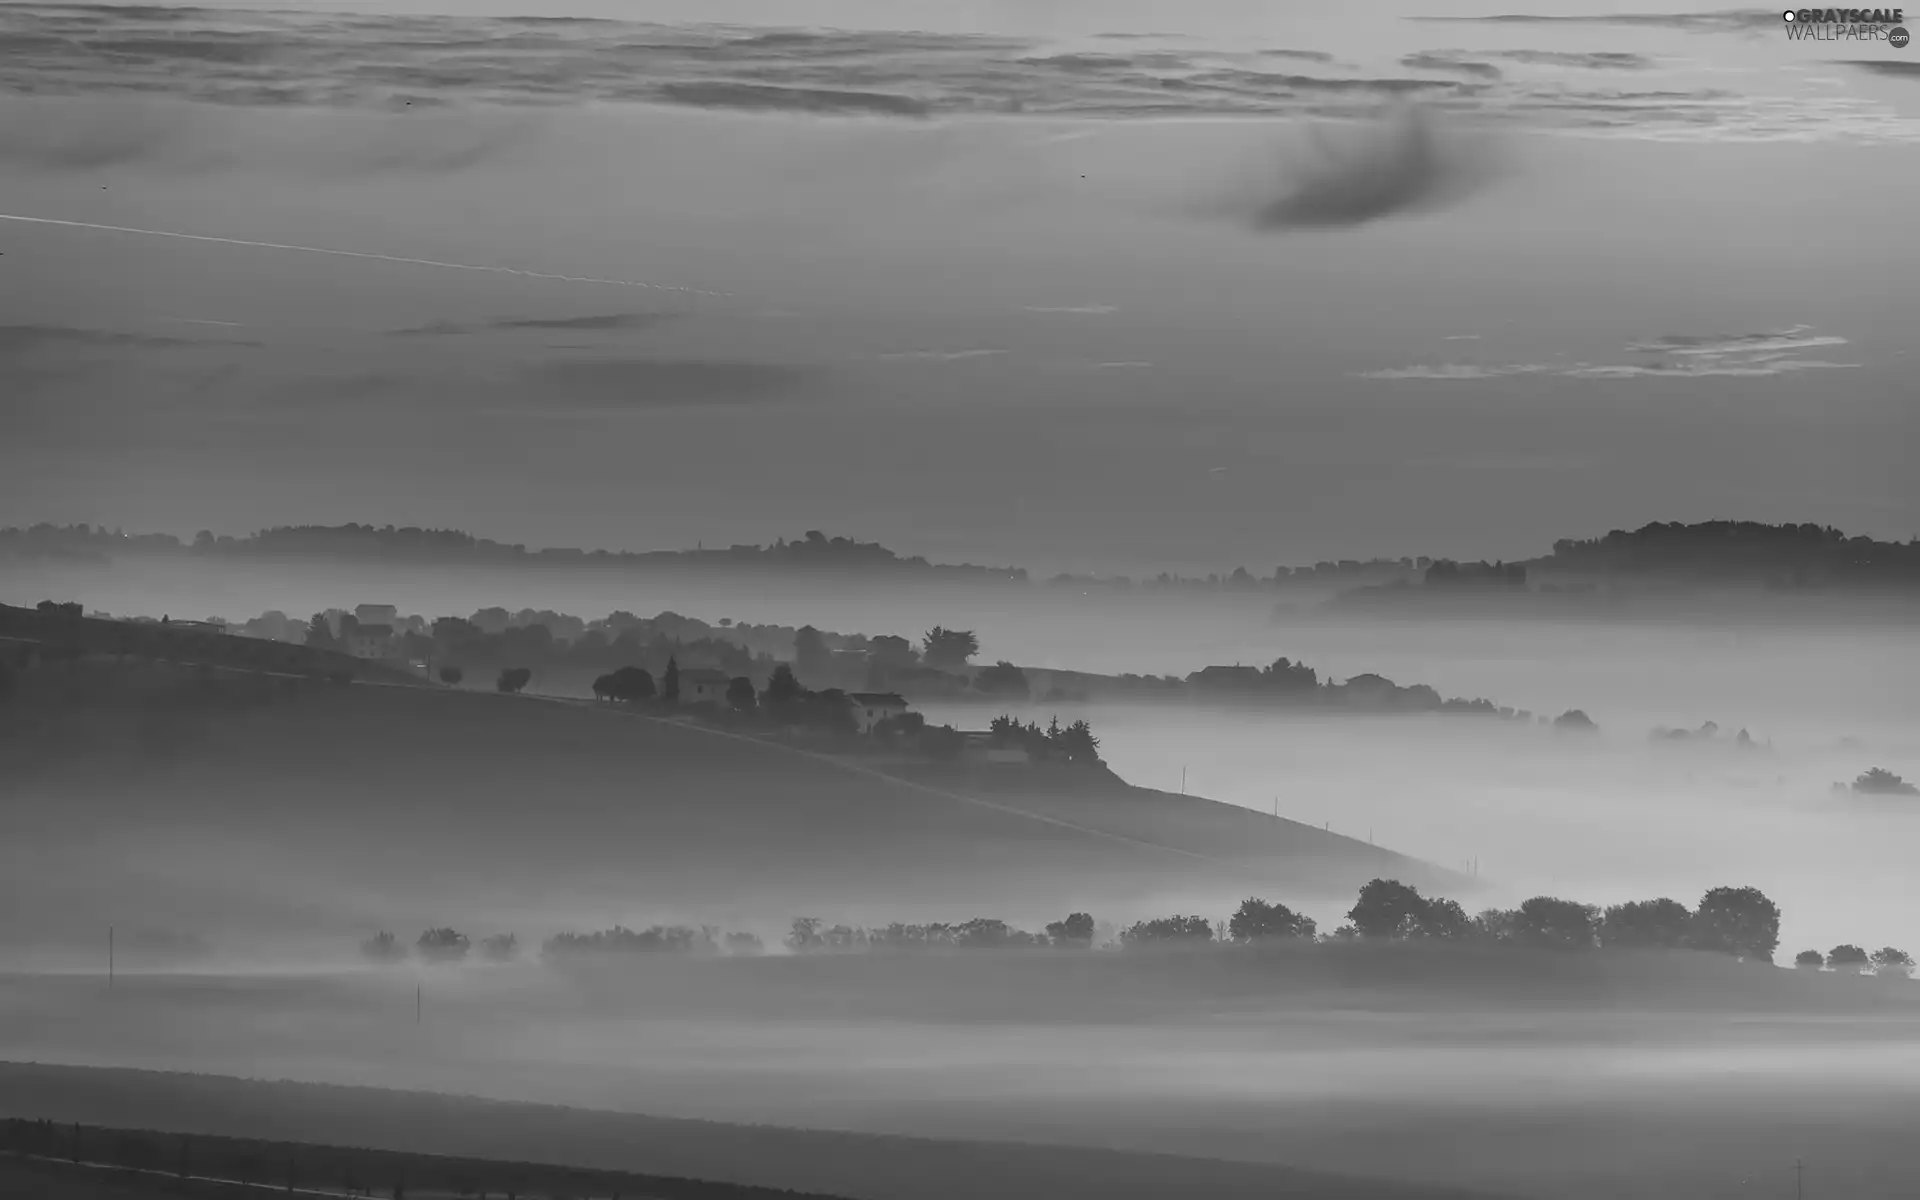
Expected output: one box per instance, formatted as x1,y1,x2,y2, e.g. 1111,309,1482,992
986,713,1103,763
359,929,518,964
520,879,1912,973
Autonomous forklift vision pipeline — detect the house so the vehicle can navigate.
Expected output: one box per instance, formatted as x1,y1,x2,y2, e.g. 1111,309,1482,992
846,691,909,734
355,604,398,626
347,623,399,660
678,668,735,706
960,731,1030,764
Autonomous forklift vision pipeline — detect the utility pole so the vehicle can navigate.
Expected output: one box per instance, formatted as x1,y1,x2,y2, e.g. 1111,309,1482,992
1180,767,1186,795
416,984,421,1025
1795,1157,1803,1200
108,925,114,989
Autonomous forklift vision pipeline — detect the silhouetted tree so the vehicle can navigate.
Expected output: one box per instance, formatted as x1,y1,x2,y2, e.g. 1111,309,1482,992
360,932,406,964
974,661,1029,697
1794,949,1826,969
1691,886,1781,962
1347,879,1429,939
662,656,680,704
1054,719,1102,764
417,928,470,962
1409,896,1473,940
1828,944,1870,972
724,931,765,956
867,634,917,669
480,933,518,962
793,626,832,684
1119,915,1214,945
495,667,531,694
922,626,980,671
1228,897,1316,942
305,614,338,650
1599,898,1693,949
1511,896,1600,951
763,663,802,710
727,676,757,712
918,723,964,760
607,665,654,703
1044,912,1096,948
1851,768,1919,796
1871,947,1915,978
785,917,824,953
439,666,463,686
1553,709,1598,732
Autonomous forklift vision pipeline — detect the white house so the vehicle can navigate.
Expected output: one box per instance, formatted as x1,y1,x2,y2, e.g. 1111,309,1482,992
678,668,735,706
846,691,909,734
347,623,399,660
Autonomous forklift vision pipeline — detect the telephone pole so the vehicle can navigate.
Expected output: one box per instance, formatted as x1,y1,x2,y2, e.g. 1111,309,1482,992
108,925,114,989
416,984,421,1025
1795,1157,1803,1200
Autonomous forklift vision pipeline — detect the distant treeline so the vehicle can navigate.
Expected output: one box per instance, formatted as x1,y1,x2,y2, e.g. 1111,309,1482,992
0,1119,854,1200
397,880,1912,974
0,523,1026,582
8,518,1915,590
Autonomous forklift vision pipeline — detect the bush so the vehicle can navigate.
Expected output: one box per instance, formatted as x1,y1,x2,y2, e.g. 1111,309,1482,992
416,928,470,962
360,932,406,964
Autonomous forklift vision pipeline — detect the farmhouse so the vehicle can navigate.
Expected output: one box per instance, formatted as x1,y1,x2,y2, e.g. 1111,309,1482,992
354,604,398,626
846,691,909,734
346,624,400,661
678,668,734,705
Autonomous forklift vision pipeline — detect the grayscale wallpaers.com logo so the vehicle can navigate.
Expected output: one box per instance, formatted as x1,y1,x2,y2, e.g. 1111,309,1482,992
1782,8,1910,44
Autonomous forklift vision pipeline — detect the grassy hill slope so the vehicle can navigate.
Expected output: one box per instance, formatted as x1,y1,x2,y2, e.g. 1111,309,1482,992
2,659,1445,952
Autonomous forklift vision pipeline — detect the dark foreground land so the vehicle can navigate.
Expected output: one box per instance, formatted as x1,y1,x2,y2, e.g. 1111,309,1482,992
0,1064,1505,1200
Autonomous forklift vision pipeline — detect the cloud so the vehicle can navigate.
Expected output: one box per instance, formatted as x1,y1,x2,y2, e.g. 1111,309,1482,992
521,358,808,407
0,324,258,352
1096,361,1153,369
1023,305,1117,315
1232,105,1507,230
491,313,676,331
1401,52,1503,80
387,321,471,338
653,81,930,117
1491,49,1652,70
1407,11,1778,32
1257,49,1337,63
1840,60,1920,79
877,349,1008,361
1356,326,1860,380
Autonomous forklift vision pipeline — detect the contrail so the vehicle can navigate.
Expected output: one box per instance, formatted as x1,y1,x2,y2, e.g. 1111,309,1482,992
0,212,731,297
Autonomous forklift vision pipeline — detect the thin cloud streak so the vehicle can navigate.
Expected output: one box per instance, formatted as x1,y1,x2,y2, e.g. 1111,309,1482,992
0,213,732,297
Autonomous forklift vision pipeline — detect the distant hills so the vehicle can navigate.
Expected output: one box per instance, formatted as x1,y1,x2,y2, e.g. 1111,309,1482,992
5,519,1916,593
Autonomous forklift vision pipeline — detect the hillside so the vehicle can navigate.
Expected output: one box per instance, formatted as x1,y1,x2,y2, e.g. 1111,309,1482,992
0,657,1449,955
0,1064,1505,1200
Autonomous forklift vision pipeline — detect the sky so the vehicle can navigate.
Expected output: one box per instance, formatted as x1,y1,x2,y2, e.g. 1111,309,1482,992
1,0,1916,575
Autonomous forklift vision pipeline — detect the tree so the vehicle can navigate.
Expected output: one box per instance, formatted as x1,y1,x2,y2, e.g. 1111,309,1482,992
439,666,463,686
1044,912,1096,948
591,673,614,703
727,676,757,712
1870,947,1915,978
304,614,338,650
1120,915,1214,945
1347,879,1429,939
785,917,825,953
360,931,406,964
793,626,832,684
1794,949,1826,970
1828,943,1870,972
495,667,531,694
1472,908,1520,944
480,933,518,962
974,661,1029,697
1599,898,1693,949
1054,719,1102,764
1511,896,1600,951
1228,897,1316,943
763,663,802,709
416,928,470,962
922,626,980,671
1409,896,1473,940
1553,709,1598,732
662,656,680,704
1691,885,1781,962
607,665,654,703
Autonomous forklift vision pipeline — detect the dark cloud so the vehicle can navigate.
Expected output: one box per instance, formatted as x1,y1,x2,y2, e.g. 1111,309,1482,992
389,313,679,336
1247,105,1505,230
654,81,929,117
0,324,258,352
1408,11,1777,31
1257,49,1338,63
1493,49,1652,69
1400,52,1503,80
491,313,678,331
521,358,810,408
1843,60,1920,78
